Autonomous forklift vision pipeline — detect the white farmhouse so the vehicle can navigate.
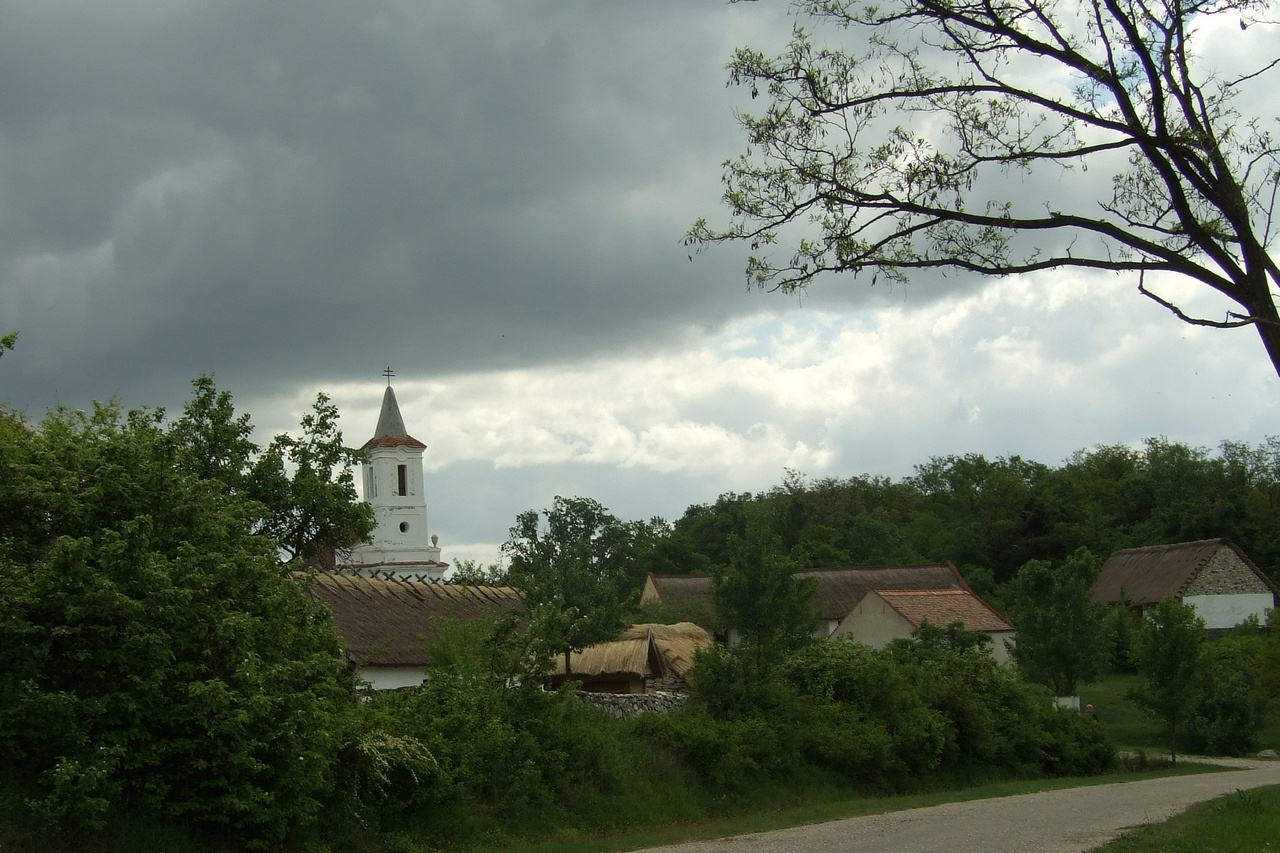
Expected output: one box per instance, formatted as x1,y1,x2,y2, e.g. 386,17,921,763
1091,539,1278,630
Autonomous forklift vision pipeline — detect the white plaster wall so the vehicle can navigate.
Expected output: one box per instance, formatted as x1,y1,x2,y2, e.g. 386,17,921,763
991,631,1016,665
833,597,914,647
1182,593,1275,630
359,666,428,691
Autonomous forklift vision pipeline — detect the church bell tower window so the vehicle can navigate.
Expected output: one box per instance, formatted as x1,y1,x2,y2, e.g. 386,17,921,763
397,464,408,496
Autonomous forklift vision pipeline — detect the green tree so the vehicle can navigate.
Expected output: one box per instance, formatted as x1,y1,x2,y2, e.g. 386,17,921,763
0,331,16,360
691,0,1280,376
503,496,630,676
712,520,818,677
168,376,374,566
1129,597,1206,764
248,392,373,565
0,402,355,844
1008,548,1107,697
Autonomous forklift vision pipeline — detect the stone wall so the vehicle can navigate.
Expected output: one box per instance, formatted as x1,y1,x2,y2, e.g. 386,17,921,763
1185,547,1272,596
579,690,689,719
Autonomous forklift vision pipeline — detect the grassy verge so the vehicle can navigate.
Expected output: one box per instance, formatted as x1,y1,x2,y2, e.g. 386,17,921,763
1080,673,1280,754
1089,784,1280,853
464,763,1224,853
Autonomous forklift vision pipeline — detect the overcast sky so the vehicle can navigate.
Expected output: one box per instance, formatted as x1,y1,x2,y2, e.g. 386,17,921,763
3,1,1278,566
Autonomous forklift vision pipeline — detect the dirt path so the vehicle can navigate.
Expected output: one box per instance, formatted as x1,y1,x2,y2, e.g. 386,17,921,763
638,758,1280,853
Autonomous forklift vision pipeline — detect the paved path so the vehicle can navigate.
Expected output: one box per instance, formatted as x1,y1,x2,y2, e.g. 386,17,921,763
638,758,1280,853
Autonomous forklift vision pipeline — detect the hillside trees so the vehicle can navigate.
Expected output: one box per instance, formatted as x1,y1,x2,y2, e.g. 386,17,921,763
664,439,1280,585
0,400,358,843
692,0,1280,376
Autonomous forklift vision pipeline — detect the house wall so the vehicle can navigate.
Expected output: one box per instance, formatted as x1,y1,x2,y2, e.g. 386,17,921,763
358,666,428,691
1185,548,1274,597
832,596,914,647
1182,593,1274,630
990,631,1016,665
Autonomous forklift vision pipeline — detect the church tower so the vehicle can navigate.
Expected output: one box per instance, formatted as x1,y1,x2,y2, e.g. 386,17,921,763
340,378,447,580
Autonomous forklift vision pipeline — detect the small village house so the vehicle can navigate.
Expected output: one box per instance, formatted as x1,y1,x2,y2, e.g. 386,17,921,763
1091,538,1278,630
641,563,972,639
310,573,522,690
836,588,1017,663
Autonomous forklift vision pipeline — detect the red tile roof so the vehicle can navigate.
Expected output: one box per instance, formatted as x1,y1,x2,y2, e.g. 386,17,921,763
870,589,1014,633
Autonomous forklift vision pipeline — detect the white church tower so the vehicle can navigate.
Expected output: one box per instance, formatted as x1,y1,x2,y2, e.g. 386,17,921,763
339,375,447,580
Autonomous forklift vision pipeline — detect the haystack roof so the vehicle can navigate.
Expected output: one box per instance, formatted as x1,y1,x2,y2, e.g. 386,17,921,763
1091,539,1278,606
868,589,1015,633
310,573,522,667
549,622,713,679
645,564,967,621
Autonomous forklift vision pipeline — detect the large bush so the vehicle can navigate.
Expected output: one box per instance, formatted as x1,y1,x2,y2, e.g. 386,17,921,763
0,404,357,846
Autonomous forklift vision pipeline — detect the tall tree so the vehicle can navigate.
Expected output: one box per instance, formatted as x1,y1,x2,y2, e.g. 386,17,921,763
249,392,373,565
503,496,630,677
712,520,819,676
691,0,1280,376
1129,597,1206,764
1007,548,1106,696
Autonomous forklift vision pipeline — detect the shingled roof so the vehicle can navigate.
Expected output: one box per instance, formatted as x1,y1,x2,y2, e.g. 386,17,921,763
868,589,1015,633
1091,538,1279,606
644,563,967,621
310,574,522,667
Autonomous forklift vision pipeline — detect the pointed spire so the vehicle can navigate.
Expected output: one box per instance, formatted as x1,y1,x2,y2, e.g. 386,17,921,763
363,384,426,450
373,386,409,439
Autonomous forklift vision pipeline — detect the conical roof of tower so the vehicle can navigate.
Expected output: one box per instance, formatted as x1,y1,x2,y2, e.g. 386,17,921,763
362,386,427,450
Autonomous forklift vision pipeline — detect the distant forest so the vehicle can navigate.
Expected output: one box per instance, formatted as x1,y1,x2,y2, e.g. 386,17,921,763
632,437,1280,596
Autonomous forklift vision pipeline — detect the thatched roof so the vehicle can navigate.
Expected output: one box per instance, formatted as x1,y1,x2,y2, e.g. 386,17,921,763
1091,539,1278,606
310,573,523,667
644,564,967,621
868,589,1015,633
549,622,713,679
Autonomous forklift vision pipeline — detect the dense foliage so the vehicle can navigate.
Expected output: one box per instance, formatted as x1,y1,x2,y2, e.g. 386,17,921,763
0,400,359,846
657,439,1280,587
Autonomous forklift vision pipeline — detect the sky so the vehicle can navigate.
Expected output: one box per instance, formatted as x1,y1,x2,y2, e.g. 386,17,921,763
3,1,1278,568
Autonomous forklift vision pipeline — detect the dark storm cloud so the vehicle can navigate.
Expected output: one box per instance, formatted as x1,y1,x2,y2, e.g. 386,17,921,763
0,0,795,414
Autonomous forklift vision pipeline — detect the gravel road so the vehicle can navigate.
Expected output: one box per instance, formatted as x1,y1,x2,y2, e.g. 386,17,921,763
637,758,1280,853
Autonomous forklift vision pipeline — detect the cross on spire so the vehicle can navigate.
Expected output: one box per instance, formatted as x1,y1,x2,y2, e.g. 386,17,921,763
382,366,395,386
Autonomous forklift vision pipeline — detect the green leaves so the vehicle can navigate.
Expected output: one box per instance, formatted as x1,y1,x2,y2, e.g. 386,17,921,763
504,497,630,676
0,385,361,844
1008,548,1107,696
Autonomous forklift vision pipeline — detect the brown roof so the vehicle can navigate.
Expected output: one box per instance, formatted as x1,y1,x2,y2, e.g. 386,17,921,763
1091,539,1279,606
646,564,967,621
310,574,523,667
550,622,714,680
870,589,1015,633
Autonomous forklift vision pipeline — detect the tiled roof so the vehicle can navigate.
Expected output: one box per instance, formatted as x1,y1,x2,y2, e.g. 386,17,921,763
310,574,523,667
870,589,1015,633
1091,538,1278,605
362,385,427,451
646,564,967,620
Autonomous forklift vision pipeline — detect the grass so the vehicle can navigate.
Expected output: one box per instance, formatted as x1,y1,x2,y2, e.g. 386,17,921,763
1080,672,1280,755
1089,784,1280,853
463,764,1223,853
